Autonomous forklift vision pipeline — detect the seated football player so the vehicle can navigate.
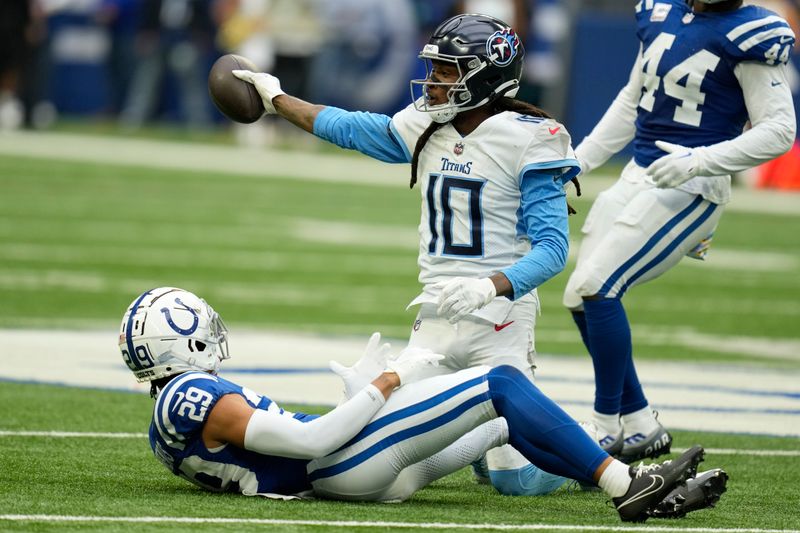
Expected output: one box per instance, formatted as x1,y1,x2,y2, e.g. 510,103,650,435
120,286,723,522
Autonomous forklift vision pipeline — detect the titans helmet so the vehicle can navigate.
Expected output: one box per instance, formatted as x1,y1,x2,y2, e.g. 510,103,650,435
410,13,524,123
119,287,229,383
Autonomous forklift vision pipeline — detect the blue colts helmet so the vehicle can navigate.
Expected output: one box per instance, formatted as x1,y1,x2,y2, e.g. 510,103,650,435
119,287,230,383
411,13,525,123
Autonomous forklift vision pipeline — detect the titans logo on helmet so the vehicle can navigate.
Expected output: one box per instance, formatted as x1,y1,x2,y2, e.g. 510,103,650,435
486,29,520,66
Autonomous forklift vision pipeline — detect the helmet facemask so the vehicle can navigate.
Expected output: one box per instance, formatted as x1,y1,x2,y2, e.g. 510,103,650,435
411,48,484,123
411,47,521,124
410,16,524,124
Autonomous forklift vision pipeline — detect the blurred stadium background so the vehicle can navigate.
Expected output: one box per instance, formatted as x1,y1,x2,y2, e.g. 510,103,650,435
2,0,799,161
1,0,799,531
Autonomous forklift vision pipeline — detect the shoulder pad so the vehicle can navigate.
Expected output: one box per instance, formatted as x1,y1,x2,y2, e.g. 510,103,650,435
532,120,572,155
724,8,795,65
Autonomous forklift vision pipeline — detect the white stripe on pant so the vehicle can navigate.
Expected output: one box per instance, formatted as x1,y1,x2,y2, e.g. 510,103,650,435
308,366,508,502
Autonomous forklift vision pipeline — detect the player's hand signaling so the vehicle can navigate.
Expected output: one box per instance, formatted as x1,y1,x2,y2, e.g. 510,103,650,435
330,332,392,400
232,70,285,114
647,141,702,188
385,346,445,386
435,277,497,324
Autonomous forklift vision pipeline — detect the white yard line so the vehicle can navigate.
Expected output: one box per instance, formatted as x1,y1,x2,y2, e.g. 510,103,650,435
1,328,799,437
1,431,797,458
0,515,797,533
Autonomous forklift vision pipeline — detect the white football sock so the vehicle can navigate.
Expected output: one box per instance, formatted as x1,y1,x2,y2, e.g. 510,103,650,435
621,406,660,437
598,459,632,498
592,411,622,438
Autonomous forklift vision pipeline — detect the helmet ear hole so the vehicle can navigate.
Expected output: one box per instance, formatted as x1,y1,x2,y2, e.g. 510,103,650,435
195,341,207,352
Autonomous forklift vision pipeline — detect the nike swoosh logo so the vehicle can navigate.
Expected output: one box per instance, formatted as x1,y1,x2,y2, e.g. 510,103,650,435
771,81,783,87
780,35,792,43
548,127,561,135
618,475,665,509
494,321,515,332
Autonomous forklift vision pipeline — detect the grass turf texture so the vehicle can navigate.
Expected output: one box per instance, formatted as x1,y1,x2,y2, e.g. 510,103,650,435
1,381,799,532
1,153,799,365
1,148,799,531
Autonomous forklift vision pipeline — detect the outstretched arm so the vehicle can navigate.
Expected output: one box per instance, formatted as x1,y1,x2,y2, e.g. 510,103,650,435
273,93,326,134
234,70,409,163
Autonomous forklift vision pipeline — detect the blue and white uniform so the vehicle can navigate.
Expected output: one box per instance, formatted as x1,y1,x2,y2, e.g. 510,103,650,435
315,103,580,480
315,104,577,368
150,371,315,497
562,1,796,447
148,367,609,502
565,0,796,307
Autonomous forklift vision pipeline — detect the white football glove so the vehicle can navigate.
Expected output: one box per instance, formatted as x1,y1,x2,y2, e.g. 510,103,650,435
385,346,445,386
647,140,703,188
434,277,497,324
232,70,286,114
329,332,391,400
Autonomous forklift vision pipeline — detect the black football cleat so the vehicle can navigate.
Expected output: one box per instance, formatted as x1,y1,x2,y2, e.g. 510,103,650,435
649,468,729,519
613,445,705,523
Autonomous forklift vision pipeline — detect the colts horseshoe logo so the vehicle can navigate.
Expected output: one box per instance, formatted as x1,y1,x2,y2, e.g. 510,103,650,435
161,297,199,335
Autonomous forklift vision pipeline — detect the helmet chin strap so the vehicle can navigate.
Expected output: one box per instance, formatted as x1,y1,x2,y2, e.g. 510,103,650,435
431,107,458,123
430,81,520,124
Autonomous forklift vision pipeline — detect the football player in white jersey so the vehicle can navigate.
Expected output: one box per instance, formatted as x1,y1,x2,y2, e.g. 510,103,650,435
233,14,581,495
120,286,717,522
564,0,796,463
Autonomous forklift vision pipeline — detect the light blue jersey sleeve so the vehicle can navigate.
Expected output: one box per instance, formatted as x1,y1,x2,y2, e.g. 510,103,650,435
312,106,411,163
501,169,569,299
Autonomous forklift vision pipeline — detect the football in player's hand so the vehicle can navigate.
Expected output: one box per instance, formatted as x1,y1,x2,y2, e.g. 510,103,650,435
208,54,264,124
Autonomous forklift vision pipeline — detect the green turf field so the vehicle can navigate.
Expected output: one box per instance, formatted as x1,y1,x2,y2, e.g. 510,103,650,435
1,152,799,363
1,146,799,531
1,381,799,532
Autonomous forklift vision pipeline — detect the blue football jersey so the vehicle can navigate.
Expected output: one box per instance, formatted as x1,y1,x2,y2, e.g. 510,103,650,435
149,371,316,496
633,0,795,166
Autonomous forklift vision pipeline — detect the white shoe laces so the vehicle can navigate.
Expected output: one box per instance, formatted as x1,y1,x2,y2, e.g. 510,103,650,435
633,459,671,478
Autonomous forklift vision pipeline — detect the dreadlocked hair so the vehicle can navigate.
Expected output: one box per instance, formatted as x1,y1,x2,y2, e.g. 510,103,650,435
408,97,581,215
410,121,444,189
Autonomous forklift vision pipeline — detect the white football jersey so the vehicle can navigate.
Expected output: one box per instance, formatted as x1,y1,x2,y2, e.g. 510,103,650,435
391,103,577,323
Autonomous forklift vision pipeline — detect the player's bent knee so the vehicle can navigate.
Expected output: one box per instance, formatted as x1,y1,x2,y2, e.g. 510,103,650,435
487,364,525,383
487,365,538,410
563,267,602,309
489,464,568,496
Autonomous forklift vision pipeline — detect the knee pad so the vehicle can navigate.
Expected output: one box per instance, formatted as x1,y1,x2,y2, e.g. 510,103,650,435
489,464,568,496
563,265,603,309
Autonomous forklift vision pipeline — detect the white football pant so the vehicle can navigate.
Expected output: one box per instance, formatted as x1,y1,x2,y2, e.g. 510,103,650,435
564,167,723,310
404,298,538,471
308,366,508,501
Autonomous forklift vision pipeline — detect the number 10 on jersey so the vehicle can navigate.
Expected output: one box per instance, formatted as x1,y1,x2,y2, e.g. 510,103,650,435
426,174,486,257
